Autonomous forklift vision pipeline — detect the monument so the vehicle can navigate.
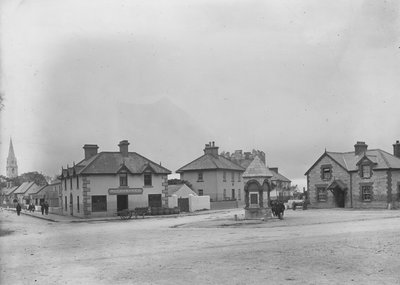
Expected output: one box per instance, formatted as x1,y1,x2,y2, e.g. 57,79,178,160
242,156,273,220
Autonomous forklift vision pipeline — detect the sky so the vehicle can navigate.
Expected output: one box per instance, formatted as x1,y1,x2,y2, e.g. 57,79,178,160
1,0,399,189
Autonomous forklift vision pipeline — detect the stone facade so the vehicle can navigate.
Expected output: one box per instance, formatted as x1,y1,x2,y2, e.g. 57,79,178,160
306,141,400,209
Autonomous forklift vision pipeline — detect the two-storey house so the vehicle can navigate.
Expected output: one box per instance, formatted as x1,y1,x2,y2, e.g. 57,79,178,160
305,141,400,209
59,140,171,218
176,142,245,202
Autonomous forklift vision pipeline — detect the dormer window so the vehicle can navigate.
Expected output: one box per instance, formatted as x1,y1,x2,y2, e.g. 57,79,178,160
321,165,332,180
144,173,152,186
361,165,371,178
119,172,128,187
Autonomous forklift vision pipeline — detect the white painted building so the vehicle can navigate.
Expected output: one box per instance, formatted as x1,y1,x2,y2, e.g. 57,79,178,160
59,140,171,218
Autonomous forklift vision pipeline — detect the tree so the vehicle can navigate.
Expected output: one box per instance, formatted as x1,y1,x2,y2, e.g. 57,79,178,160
168,179,193,189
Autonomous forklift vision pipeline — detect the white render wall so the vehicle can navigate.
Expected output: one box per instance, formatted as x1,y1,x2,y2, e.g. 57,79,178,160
180,170,243,202
189,194,210,212
61,173,167,218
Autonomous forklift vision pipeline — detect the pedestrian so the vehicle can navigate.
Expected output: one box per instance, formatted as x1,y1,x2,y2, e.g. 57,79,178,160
41,202,45,215
44,201,49,215
16,203,22,216
31,203,35,213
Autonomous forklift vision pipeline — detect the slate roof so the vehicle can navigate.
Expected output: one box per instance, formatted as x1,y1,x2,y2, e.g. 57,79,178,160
243,156,273,178
305,149,400,174
74,152,171,175
1,186,19,196
167,184,197,196
269,170,291,183
176,154,245,173
13,182,35,194
24,183,45,196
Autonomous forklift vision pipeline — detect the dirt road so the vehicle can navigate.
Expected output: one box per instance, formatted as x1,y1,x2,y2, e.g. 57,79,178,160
1,209,399,285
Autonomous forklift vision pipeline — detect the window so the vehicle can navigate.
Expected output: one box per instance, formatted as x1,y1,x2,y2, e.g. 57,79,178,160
317,187,327,202
362,186,372,202
92,195,107,212
64,179,67,191
322,167,332,180
64,196,67,211
119,172,128,187
238,189,241,200
198,189,203,196
197,172,203,182
361,165,371,178
223,171,226,182
231,172,234,182
238,174,241,182
70,177,73,190
76,176,79,189
77,196,80,213
144,173,152,186
223,189,227,199
231,189,235,200
250,193,258,205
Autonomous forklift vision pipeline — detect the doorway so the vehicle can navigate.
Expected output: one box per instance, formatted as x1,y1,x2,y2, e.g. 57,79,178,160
231,189,235,200
117,195,129,212
332,188,345,208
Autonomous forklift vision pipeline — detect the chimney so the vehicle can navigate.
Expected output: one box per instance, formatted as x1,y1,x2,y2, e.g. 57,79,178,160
204,141,219,156
270,167,278,173
354,141,368,156
393,140,400,158
83,144,99,160
118,140,130,157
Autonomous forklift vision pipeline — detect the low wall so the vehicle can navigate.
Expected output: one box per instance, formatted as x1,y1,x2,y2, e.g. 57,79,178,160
210,200,239,210
189,195,210,212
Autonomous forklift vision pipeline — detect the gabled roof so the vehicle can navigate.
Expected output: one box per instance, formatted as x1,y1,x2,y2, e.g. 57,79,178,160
24,183,45,196
1,186,19,196
305,149,400,175
269,169,291,183
13,182,36,194
75,152,171,175
167,184,197,196
243,156,273,178
176,154,245,173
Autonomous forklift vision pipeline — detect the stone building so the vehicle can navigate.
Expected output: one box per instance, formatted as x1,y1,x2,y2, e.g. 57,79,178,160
59,140,171,218
305,141,400,209
176,142,245,202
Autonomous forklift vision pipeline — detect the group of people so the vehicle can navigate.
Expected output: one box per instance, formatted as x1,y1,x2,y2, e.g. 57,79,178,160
15,201,50,216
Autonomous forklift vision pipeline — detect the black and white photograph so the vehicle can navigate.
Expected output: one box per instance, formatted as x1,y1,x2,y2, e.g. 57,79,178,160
1,0,399,284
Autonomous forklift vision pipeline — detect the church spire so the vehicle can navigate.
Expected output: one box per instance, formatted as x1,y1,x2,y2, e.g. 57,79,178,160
6,137,18,178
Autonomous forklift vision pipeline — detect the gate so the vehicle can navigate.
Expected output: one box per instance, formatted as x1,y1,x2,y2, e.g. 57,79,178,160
178,198,189,212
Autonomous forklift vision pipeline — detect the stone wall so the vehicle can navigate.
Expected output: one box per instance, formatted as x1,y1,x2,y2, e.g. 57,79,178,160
307,155,351,208
351,170,388,209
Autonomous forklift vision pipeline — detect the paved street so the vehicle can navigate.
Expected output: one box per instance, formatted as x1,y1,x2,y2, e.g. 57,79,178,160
1,208,400,285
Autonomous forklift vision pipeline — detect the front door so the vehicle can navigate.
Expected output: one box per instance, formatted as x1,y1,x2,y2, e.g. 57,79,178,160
117,195,129,212
333,188,345,208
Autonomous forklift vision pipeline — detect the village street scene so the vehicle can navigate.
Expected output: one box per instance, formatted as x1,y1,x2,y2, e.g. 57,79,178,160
1,1,400,284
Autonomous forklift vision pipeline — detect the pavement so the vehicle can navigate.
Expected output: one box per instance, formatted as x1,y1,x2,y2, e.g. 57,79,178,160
1,207,235,223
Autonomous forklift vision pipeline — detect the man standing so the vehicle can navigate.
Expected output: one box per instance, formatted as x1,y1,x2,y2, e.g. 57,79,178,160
16,203,21,216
